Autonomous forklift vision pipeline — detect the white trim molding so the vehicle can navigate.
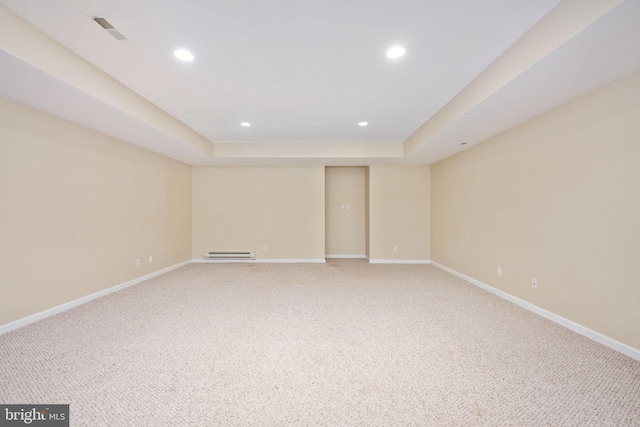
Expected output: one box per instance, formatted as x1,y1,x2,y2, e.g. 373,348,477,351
325,254,367,259
0,259,192,336
257,259,326,264
430,261,640,362
192,258,326,264
368,259,431,264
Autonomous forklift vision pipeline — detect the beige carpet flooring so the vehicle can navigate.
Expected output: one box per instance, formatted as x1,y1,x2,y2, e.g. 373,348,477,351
1,260,639,426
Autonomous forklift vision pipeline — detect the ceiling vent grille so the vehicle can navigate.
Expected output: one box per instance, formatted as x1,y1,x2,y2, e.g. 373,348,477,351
93,17,128,40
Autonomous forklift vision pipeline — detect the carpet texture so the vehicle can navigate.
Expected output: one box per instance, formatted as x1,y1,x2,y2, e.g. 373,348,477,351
1,260,639,426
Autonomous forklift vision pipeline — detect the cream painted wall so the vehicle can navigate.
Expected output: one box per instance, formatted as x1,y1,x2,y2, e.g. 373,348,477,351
368,166,430,260
0,97,192,326
431,70,640,350
192,166,325,260
325,167,366,256
365,167,370,258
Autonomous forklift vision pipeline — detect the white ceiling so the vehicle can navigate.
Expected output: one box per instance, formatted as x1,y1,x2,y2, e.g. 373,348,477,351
0,50,209,164
1,0,638,165
411,0,640,164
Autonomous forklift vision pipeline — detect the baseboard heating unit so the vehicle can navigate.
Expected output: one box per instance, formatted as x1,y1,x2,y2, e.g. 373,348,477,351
203,251,256,260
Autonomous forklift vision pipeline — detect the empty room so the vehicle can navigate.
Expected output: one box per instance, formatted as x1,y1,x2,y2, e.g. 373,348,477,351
1,0,639,425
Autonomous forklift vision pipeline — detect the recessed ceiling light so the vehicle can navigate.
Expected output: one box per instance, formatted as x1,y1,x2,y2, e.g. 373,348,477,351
173,49,194,61
240,122,251,127
386,45,406,59
459,142,468,146
358,122,368,127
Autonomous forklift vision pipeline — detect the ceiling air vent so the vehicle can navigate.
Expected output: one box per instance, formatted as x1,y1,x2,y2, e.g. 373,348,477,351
93,17,128,40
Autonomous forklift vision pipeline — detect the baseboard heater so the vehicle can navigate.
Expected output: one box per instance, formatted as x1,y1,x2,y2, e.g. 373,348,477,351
203,251,256,260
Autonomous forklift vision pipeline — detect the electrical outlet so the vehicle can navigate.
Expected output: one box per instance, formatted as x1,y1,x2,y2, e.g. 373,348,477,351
341,204,345,210
346,204,350,210
262,245,267,252
136,258,141,266
393,246,398,252
497,267,502,277
149,256,153,263
531,278,538,289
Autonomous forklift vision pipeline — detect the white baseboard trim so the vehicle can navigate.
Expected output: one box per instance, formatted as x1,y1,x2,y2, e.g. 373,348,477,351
192,258,326,264
368,259,431,264
430,261,640,362
257,259,326,263
325,254,367,259
0,259,192,336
